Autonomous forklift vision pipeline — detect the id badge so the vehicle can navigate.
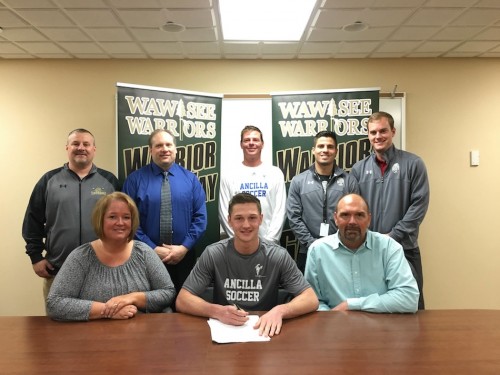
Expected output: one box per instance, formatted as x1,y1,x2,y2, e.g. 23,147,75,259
319,222,329,237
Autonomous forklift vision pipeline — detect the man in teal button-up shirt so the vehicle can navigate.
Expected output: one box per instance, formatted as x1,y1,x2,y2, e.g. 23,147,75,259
305,193,418,313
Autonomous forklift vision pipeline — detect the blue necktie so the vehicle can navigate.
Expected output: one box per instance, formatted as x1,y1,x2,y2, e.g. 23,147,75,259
159,171,172,245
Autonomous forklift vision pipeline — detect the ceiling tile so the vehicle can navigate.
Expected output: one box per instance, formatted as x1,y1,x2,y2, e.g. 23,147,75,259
1,28,47,41
453,40,500,52
177,28,217,42
0,41,26,53
297,53,332,59
431,26,483,40
406,8,464,26
2,0,56,8
314,9,364,28
16,10,74,27
1,1,499,60
85,28,132,42
414,40,461,52
142,42,183,54
57,0,108,8
16,41,66,53
321,0,374,9
474,27,500,39
451,8,500,26
66,10,121,27
131,28,177,42
363,8,416,26
261,42,299,54
58,41,104,53
223,42,260,54
377,40,420,52
167,9,215,28
390,26,441,40
339,41,380,53
0,9,30,26
424,0,477,6
117,10,165,27
40,28,90,41
182,41,220,54
100,41,142,53
371,0,426,7
476,0,500,7
300,42,341,53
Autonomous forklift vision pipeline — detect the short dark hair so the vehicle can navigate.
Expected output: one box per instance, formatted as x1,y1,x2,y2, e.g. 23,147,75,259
313,130,337,147
228,192,261,215
67,128,95,145
148,129,176,147
92,192,139,242
368,111,395,130
240,125,263,143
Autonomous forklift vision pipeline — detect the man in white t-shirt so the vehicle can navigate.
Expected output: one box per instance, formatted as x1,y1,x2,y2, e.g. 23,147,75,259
219,125,286,244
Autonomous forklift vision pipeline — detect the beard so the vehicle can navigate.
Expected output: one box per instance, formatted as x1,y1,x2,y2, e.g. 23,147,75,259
341,225,362,243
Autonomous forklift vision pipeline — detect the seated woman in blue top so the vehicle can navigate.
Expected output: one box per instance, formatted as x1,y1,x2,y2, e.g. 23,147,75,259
47,192,175,321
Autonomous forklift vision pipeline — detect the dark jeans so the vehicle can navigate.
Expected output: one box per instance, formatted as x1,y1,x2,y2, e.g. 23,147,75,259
297,252,307,274
404,247,425,310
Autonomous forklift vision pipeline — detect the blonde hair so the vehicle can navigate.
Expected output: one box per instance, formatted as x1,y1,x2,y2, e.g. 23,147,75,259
92,192,139,241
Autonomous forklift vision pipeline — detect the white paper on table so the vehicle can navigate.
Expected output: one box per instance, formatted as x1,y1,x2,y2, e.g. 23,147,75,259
207,315,271,344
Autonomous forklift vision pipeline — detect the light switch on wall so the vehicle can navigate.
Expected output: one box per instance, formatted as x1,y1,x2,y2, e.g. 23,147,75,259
470,150,480,166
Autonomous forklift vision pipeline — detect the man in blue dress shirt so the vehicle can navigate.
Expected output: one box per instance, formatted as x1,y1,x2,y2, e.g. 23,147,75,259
123,129,207,294
305,193,418,313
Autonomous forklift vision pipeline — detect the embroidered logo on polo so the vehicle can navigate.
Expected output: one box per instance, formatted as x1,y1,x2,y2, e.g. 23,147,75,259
392,163,400,174
91,187,107,196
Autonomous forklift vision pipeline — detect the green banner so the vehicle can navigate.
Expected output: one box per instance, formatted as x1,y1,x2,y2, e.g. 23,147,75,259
271,88,379,258
116,83,222,256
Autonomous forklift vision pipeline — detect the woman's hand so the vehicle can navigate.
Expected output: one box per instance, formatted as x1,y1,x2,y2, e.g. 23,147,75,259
110,305,138,320
101,294,138,318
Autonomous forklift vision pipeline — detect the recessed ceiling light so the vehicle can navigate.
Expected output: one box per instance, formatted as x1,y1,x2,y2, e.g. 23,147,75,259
342,21,368,32
160,21,186,33
219,0,316,41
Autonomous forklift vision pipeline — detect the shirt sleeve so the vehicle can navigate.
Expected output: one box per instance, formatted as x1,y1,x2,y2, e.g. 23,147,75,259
263,169,287,243
346,243,419,313
181,248,214,296
389,157,430,244
46,250,93,321
286,177,317,248
122,174,157,249
180,175,207,250
22,174,50,264
304,245,329,311
218,174,233,238
279,249,311,297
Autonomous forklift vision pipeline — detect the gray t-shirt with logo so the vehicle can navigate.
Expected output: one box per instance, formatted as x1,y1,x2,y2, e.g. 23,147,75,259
182,238,310,311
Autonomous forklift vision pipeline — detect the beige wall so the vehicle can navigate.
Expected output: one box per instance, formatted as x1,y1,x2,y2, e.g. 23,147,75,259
1,59,499,316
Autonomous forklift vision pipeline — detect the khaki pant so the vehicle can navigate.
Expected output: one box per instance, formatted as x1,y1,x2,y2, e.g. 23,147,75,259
43,277,54,315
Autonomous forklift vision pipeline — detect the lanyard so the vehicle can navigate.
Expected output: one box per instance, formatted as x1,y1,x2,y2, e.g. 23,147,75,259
314,170,332,224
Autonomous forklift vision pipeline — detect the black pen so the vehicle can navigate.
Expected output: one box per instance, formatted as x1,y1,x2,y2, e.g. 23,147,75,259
233,303,242,311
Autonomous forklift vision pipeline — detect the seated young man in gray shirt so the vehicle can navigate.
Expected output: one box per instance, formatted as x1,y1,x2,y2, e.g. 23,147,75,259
176,193,318,337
